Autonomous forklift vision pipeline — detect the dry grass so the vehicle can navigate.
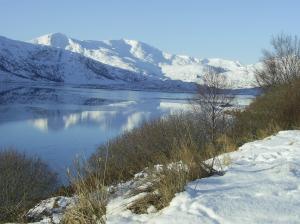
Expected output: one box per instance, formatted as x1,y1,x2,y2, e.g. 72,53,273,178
0,149,58,223
63,159,108,224
127,168,190,213
228,80,300,147
89,113,209,187
62,189,107,224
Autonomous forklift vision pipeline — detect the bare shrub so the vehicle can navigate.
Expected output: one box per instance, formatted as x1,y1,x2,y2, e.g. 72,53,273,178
89,113,208,186
256,33,300,87
0,149,58,222
192,68,234,168
193,69,233,143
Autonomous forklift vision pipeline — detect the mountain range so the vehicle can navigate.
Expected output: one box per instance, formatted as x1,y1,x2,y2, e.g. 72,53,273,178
0,33,258,91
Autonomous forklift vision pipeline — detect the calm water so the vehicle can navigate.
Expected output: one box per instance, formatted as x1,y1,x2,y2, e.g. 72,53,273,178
0,85,254,179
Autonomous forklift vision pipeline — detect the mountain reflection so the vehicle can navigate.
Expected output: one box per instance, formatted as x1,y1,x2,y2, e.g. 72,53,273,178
31,118,48,131
27,100,189,132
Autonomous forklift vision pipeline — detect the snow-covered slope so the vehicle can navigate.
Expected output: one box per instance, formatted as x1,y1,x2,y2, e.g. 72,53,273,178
32,33,258,89
106,130,300,223
26,130,300,223
0,36,194,91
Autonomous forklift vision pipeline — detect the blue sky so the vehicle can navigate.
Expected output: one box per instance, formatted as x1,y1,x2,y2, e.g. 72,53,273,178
0,0,299,64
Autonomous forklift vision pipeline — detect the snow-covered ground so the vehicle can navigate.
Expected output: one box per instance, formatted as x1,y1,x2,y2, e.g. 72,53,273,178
26,130,300,223
107,130,300,223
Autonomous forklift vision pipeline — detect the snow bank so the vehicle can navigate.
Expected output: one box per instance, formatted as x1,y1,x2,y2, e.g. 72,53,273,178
107,130,300,223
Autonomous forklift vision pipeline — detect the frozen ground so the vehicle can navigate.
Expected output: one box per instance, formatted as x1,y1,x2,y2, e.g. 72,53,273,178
26,130,300,223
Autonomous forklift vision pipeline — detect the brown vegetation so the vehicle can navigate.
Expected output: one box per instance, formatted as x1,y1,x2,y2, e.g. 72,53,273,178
63,159,107,224
89,113,210,186
0,149,58,222
228,80,300,147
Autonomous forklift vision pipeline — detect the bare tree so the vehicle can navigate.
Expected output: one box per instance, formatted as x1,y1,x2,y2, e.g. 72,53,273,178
256,33,300,87
192,68,233,148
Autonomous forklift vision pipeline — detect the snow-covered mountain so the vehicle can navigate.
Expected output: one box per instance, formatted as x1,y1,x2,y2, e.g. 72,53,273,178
31,33,258,89
0,33,258,92
0,35,193,91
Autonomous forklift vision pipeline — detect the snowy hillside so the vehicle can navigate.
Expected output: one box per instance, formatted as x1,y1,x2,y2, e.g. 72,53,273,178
26,130,300,223
0,36,194,91
32,33,258,89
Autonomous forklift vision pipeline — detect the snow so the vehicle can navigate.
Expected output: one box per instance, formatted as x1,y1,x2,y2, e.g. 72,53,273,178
1,33,259,91
31,33,259,89
106,130,300,223
32,33,70,49
26,196,75,224
23,130,300,223
0,35,195,92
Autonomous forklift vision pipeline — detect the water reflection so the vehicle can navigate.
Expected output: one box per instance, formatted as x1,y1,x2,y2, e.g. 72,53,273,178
29,110,153,132
0,94,191,178
159,102,191,114
0,86,254,179
121,112,151,131
31,118,48,131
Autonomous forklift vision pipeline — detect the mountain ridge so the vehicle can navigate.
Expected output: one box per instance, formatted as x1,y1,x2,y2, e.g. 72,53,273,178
0,35,194,91
0,33,258,91
31,33,258,89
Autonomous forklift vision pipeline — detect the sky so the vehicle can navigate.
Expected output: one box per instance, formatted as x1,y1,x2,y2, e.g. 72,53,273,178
0,0,300,64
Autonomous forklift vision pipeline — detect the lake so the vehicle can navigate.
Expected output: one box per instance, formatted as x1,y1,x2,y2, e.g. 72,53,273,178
0,84,254,180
